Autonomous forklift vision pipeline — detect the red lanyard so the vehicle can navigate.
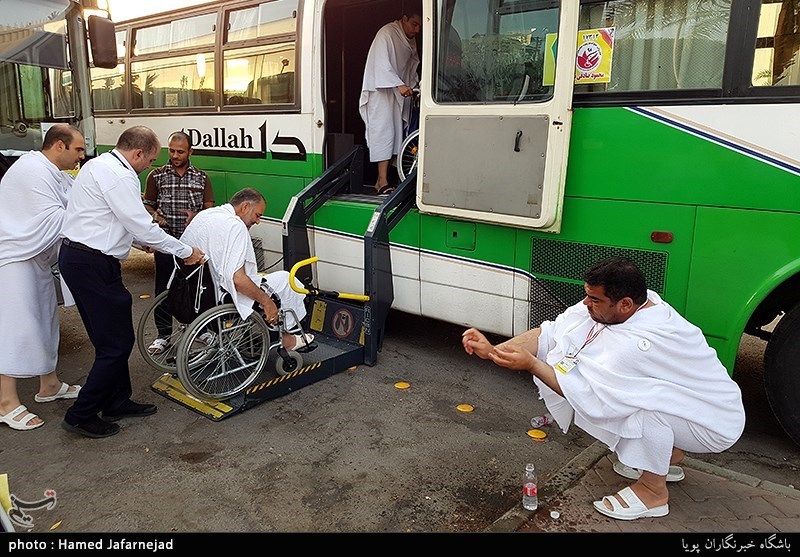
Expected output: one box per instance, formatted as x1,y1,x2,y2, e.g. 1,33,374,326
573,323,606,358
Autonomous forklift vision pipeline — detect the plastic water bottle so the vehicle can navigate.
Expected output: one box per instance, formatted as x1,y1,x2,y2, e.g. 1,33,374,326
523,463,538,511
530,413,553,428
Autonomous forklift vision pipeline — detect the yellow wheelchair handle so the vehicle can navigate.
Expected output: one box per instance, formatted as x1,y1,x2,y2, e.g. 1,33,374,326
288,256,370,302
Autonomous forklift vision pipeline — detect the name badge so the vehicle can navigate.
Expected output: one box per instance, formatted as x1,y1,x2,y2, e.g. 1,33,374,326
555,356,577,374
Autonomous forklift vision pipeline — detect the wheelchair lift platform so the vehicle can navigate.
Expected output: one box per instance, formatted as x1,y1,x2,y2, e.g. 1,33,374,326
151,296,367,421
151,147,416,421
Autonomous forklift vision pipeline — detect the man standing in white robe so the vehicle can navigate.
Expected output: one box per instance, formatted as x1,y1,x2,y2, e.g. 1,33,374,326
359,6,421,194
179,188,311,350
462,257,745,521
0,125,86,430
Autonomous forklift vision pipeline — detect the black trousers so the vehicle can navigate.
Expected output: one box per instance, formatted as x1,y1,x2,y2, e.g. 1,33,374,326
59,243,135,424
153,250,174,337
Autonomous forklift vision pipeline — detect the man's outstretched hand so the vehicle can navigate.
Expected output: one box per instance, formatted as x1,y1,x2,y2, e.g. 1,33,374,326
462,328,494,359
490,344,537,371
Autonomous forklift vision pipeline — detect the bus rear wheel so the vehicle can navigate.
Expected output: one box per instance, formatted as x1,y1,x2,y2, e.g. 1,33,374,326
764,300,800,447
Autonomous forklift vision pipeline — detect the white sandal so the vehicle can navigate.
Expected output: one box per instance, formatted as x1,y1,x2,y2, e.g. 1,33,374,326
0,405,44,431
197,332,216,346
291,333,314,349
34,382,81,403
613,461,685,482
148,338,170,355
593,486,669,521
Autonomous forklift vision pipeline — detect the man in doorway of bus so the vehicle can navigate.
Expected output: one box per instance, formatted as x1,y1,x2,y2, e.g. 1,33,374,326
0,124,85,431
359,3,421,195
179,188,312,350
462,257,745,521
59,126,205,439
143,131,215,356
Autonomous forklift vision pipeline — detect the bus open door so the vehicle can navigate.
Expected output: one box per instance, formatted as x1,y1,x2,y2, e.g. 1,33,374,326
417,0,578,233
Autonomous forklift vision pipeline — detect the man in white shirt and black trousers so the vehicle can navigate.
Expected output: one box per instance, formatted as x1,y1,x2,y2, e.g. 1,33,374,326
59,126,204,438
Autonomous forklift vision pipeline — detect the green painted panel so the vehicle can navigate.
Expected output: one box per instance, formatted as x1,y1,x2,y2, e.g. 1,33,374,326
389,208,420,246
420,214,515,267
205,171,227,206
687,207,800,368
567,107,800,213
313,201,419,246
313,202,373,236
225,173,306,219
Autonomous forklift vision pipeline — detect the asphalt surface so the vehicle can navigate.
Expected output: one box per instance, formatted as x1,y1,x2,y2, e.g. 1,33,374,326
3,249,800,537
3,250,592,533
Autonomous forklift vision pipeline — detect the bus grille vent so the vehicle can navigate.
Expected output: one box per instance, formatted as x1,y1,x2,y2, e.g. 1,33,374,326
529,238,668,328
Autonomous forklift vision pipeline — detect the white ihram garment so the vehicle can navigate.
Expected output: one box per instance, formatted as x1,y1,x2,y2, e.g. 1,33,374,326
359,20,420,162
179,204,306,329
534,291,745,475
0,152,71,376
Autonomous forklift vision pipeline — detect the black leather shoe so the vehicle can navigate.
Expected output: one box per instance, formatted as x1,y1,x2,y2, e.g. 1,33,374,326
101,401,157,422
62,417,120,438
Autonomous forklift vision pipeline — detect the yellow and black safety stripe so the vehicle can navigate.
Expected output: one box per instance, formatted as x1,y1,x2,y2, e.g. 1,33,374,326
246,362,323,395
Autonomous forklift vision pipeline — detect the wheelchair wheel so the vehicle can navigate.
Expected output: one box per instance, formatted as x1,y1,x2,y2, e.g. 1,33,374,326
136,291,187,374
176,304,269,400
397,130,419,182
275,351,303,376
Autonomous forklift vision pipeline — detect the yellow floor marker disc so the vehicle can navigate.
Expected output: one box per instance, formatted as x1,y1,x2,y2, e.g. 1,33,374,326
527,429,547,440
139,294,151,299
456,404,474,413
394,382,411,389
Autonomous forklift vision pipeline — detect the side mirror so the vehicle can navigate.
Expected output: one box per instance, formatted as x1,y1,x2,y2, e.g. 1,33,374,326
87,15,117,69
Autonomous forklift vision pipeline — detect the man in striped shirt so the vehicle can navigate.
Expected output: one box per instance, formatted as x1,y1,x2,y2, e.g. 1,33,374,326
143,131,215,355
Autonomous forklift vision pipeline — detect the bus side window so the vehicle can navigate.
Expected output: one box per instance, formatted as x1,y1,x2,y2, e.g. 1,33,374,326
574,0,731,94
222,0,298,107
751,0,800,87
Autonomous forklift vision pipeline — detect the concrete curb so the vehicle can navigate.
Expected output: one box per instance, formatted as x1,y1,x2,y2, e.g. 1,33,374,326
682,455,800,500
485,442,800,532
484,441,607,532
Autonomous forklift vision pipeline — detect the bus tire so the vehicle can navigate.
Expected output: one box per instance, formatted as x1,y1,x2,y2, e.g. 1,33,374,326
764,300,800,447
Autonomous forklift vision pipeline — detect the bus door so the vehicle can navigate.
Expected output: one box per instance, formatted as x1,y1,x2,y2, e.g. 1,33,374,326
414,0,577,335
417,0,577,231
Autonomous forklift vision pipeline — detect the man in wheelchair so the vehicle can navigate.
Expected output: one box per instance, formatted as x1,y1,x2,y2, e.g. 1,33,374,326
177,187,312,351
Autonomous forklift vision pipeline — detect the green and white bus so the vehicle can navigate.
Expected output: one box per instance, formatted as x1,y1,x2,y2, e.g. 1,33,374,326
0,0,116,170
97,0,800,445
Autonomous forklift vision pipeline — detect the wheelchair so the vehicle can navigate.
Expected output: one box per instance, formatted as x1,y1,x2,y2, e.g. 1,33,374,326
396,88,420,182
137,263,313,402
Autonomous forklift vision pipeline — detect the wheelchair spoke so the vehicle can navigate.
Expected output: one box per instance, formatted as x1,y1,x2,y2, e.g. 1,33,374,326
176,305,270,400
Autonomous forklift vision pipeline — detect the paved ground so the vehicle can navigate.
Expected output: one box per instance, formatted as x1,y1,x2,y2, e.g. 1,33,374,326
3,251,594,533
3,250,800,539
487,440,800,539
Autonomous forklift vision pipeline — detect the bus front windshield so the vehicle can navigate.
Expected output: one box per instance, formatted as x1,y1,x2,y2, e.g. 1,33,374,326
0,0,74,153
